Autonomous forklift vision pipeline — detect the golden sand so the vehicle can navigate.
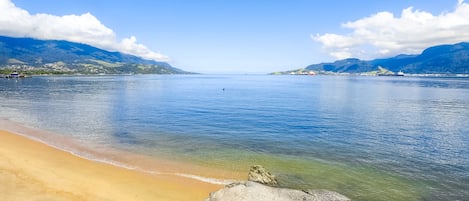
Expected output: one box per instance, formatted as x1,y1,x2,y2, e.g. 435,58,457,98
0,130,225,201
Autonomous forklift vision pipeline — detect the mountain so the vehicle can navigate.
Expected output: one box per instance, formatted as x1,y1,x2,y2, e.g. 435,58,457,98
0,36,190,74
300,42,469,74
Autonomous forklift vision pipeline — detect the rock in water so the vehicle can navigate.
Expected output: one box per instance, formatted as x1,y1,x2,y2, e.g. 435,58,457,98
205,181,351,201
247,165,278,185
206,165,350,201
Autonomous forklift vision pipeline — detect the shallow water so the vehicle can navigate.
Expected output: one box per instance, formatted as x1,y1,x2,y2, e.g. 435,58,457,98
1,75,468,200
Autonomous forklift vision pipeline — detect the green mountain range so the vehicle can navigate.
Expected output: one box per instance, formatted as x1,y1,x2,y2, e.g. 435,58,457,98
281,42,469,74
0,36,190,74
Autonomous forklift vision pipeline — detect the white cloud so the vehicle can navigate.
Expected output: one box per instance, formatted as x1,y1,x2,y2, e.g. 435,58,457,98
313,0,469,60
0,0,169,61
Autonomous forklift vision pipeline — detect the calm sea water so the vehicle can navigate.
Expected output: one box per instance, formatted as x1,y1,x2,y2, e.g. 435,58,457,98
0,75,468,201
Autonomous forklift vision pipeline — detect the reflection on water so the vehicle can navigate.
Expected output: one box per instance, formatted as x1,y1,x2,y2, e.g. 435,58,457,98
0,75,468,200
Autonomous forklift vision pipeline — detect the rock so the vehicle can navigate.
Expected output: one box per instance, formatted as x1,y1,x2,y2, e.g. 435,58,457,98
304,189,351,201
206,165,350,201
205,181,351,201
247,165,278,185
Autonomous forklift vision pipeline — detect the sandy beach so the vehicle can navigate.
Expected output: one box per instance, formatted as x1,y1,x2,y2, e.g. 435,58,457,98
0,130,225,201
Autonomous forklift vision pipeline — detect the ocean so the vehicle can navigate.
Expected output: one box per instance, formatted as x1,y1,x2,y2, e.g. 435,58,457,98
0,75,468,201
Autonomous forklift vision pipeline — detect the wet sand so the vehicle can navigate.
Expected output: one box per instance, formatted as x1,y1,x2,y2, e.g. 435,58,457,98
0,130,224,201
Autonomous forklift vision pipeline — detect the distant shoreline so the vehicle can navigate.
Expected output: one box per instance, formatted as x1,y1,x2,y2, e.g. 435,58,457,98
270,71,469,77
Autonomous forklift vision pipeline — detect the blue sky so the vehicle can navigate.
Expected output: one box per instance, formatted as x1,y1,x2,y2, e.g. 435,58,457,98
2,0,468,73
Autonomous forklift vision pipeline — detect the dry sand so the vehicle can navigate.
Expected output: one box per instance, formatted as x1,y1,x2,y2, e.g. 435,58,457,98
0,130,225,201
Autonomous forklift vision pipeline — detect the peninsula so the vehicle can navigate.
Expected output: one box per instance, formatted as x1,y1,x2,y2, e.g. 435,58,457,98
0,36,191,75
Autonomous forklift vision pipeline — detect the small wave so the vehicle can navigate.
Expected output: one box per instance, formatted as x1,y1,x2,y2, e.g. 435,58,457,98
7,129,140,171
70,152,239,185
174,173,238,185
68,151,139,171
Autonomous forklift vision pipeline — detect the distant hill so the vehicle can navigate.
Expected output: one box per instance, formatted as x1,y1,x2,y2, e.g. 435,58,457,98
0,36,190,74
282,42,469,74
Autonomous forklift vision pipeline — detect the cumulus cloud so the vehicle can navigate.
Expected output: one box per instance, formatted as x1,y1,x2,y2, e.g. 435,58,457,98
0,0,169,61
313,0,469,60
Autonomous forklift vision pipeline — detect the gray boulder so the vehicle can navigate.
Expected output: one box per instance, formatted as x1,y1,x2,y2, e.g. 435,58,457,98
205,181,351,201
303,189,351,201
247,165,278,185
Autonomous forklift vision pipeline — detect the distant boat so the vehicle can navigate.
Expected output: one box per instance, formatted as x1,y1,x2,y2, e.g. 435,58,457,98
396,71,405,76
3,72,30,78
10,72,19,78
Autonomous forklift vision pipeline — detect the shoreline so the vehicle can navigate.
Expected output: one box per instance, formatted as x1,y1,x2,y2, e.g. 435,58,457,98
0,119,245,183
0,128,235,201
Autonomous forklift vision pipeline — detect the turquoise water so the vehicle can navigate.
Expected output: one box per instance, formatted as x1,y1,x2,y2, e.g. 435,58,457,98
0,75,468,200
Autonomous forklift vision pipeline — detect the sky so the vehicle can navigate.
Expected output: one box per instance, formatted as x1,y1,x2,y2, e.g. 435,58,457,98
1,0,469,73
